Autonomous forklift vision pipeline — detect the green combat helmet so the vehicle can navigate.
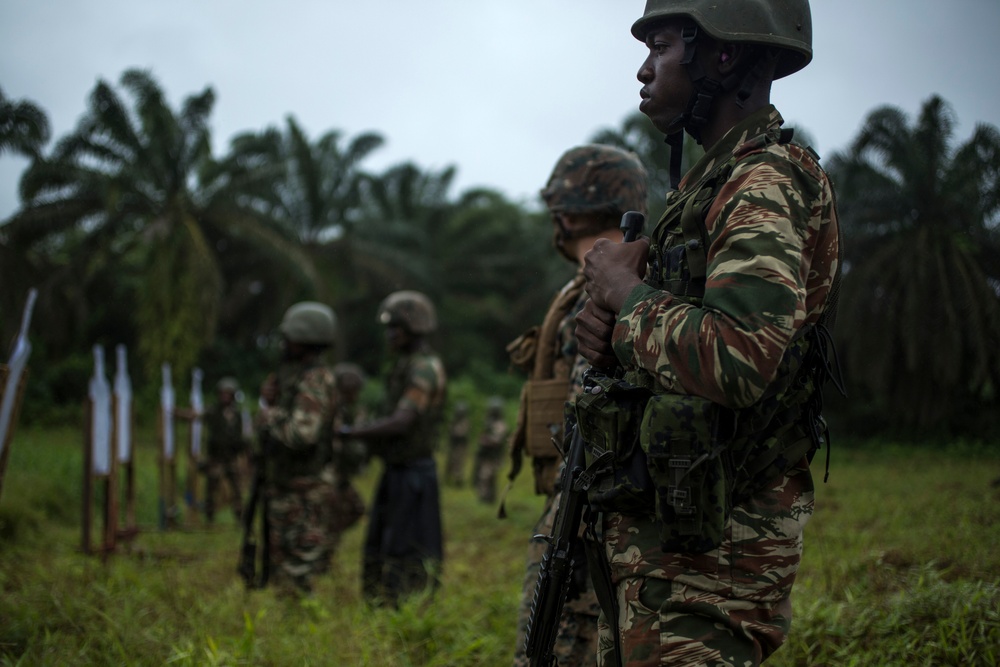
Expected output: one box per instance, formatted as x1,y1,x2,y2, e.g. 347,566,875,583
541,144,648,220
378,291,437,335
279,301,337,345
631,0,812,79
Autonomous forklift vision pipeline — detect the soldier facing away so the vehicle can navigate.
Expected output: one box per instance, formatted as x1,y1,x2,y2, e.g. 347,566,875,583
506,143,648,667
338,290,447,608
574,1,841,664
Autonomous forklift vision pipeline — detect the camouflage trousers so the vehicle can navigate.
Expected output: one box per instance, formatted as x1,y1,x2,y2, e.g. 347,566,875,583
267,477,337,594
513,492,600,667
595,461,814,667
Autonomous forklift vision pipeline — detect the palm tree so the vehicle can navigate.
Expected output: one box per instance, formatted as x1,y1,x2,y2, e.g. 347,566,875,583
827,95,1000,435
0,87,50,158
3,69,317,381
271,116,384,245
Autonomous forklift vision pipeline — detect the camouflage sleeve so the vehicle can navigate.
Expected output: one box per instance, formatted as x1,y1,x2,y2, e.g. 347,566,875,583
397,355,443,414
262,367,337,450
559,288,591,399
612,147,838,408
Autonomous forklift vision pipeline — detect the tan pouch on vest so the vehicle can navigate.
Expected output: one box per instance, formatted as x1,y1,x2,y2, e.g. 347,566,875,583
524,378,567,458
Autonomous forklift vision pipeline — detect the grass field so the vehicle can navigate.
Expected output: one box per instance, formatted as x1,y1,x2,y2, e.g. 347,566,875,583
1,426,998,666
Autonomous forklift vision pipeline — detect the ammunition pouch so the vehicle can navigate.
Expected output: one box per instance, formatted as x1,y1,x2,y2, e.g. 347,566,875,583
573,372,653,514
574,372,734,554
641,393,731,554
524,378,569,459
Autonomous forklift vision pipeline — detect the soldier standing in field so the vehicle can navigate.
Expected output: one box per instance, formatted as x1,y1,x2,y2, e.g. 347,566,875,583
444,401,471,488
174,376,250,524
338,290,447,608
256,301,340,595
506,144,648,667
474,396,508,504
574,1,841,664
201,377,249,523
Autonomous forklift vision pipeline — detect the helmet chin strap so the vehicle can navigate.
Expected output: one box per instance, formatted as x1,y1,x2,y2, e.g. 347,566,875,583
663,25,772,190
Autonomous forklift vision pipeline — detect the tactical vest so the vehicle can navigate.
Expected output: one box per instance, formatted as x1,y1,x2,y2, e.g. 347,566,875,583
378,349,446,466
265,361,336,486
506,273,586,495
577,127,841,553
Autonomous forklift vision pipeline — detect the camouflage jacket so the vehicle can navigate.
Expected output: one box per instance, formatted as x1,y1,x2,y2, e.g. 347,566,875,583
376,343,447,466
613,105,839,409
258,359,338,486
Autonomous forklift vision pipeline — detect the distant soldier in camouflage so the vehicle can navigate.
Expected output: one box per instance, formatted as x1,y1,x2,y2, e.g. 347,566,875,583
575,1,841,664
256,301,340,595
507,144,648,667
202,377,249,523
339,290,447,608
474,396,508,504
444,401,471,487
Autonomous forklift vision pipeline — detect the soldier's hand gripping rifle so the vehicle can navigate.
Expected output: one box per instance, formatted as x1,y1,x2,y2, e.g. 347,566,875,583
524,211,645,667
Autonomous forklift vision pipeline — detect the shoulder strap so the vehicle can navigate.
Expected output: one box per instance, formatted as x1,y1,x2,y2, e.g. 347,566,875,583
532,274,586,379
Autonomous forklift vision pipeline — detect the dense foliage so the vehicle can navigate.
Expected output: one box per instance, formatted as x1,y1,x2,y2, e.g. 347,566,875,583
2,72,1000,440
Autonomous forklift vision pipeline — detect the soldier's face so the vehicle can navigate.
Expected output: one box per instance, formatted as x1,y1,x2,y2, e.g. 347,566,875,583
637,20,696,135
385,323,413,351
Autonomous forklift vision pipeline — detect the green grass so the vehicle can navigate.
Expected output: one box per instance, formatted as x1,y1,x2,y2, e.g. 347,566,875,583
1,428,998,666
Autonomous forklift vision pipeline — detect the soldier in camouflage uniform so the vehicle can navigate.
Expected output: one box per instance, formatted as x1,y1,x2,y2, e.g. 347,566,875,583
338,290,447,608
507,144,648,667
202,377,249,523
474,396,508,504
574,1,840,664
444,401,471,487
256,301,340,595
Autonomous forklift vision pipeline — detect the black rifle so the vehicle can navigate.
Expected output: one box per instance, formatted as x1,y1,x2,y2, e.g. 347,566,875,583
238,444,270,589
524,211,645,667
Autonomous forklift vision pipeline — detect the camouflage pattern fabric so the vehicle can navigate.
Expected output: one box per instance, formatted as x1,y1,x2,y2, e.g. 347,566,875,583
371,344,447,465
612,107,839,405
267,477,338,594
597,461,813,666
474,413,509,504
512,275,600,667
600,106,838,664
257,359,338,594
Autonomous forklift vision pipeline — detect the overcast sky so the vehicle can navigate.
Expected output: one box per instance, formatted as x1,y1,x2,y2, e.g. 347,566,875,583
2,0,999,221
